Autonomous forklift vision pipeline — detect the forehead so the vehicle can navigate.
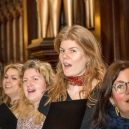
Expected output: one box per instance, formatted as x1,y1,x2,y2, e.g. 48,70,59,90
6,68,19,75
60,40,80,48
23,68,40,76
115,68,129,82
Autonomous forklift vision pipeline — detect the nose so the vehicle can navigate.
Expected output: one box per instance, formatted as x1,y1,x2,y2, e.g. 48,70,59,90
63,51,70,59
25,80,33,87
5,77,11,82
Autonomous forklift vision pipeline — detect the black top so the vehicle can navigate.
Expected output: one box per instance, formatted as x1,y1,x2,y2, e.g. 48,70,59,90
42,99,87,129
0,103,17,129
38,89,98,129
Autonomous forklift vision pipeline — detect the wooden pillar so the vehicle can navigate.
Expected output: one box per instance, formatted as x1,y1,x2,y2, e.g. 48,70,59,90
100,0,129,65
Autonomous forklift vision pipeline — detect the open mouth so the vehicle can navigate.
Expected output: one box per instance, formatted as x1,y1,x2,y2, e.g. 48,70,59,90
28,89,36,93
64,63,72,68
5,85,11,88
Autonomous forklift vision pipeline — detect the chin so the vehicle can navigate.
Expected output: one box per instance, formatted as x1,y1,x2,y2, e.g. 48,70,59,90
64,73,74,77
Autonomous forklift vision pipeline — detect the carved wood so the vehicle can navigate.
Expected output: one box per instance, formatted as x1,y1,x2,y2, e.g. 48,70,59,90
27,38,58,68
0,0,24,65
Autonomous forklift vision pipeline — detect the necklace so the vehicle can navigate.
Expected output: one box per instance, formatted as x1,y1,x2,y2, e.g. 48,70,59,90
66,73,85,86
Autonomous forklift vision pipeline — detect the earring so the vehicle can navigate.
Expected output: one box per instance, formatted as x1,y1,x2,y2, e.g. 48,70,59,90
115,105,119,116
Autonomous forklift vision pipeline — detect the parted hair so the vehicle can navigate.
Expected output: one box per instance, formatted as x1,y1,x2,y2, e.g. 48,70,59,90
19,60,56,124
92,60,129,128
3,63,23,118
47,25,106,103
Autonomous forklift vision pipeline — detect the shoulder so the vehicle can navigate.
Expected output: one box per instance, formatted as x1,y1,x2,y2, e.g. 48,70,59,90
38,92,50,116
80,89,99,129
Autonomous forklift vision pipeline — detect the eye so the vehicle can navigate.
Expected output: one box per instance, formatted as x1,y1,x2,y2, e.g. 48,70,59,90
23,79,27,83
4,76,8,79
33,78,38,81
60,49,65,53
116,83,125,89
12,77,18,80
70,49,76,53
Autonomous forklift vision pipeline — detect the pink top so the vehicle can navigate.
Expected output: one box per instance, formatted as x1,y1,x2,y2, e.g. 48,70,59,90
17,116,44,129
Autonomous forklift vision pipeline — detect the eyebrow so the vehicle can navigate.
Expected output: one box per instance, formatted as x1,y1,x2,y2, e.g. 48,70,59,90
5,74,18,77
23,75,40,79
114,80,126,84
60,47,78,49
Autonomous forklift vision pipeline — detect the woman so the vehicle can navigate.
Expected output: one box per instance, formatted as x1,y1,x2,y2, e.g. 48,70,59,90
92,60,129,129
17,60,56,129
0,63,23,128
38,25,106,129
2,63,23,116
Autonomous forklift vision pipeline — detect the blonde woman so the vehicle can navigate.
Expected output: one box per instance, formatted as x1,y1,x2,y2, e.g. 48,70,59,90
17,60,56,129
1,63,23,128
3,63,23,113
38,25,107,129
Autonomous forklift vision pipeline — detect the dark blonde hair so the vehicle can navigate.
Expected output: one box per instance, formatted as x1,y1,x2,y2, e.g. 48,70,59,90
3,63,23,118
19,60,56,124
47,25,106,103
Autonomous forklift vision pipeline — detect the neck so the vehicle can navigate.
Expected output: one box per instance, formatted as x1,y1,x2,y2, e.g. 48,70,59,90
67,84,83,90
66,73,86,86
32,101,39,110
67,84,85,100
120,112,129,119
10,96,19,105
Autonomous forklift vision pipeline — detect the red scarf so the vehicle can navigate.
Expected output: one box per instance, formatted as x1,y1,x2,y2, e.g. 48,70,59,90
66,73,85,86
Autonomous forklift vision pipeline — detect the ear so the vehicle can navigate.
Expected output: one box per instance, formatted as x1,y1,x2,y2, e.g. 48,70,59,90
85,56,92,65
109,97,115,106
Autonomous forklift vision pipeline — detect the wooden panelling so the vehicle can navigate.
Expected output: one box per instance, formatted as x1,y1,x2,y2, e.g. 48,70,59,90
100,0,129,64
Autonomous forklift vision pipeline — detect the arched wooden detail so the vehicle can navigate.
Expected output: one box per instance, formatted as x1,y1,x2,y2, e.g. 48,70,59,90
0,0,24,65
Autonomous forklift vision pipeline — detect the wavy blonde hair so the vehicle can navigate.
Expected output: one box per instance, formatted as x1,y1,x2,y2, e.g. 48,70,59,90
19,60,56,124
47,25,107,104
3,63,23,118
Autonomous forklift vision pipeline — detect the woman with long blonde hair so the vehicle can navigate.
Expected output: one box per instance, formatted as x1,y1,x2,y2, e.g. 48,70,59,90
3,63,23,117
38,25,106,129
17,60,56,129
0,63,23,128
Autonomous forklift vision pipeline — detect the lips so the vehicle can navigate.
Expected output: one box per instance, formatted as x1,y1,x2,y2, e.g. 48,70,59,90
28,89,36,93
63,62,72,68
5,85,11,88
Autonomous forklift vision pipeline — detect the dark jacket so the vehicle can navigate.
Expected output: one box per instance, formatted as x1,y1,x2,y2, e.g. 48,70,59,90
38,89,98,129
0,103,17,129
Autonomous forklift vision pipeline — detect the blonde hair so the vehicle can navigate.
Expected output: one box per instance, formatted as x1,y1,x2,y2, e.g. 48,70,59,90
47,25,106,103
3,63,23,118
19,60,56,124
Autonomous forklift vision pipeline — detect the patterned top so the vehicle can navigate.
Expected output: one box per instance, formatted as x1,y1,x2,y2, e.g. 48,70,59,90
17,116,44,129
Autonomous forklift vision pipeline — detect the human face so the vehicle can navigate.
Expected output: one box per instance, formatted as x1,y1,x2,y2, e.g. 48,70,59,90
23,68,46,108
110,68,129,118
59,40,88,77
3,68,20,99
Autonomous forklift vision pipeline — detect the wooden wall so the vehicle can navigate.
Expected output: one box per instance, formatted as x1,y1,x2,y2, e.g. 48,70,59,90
27,0,101,68
100,0,129,65
0,0,129,68
0,0,24,64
